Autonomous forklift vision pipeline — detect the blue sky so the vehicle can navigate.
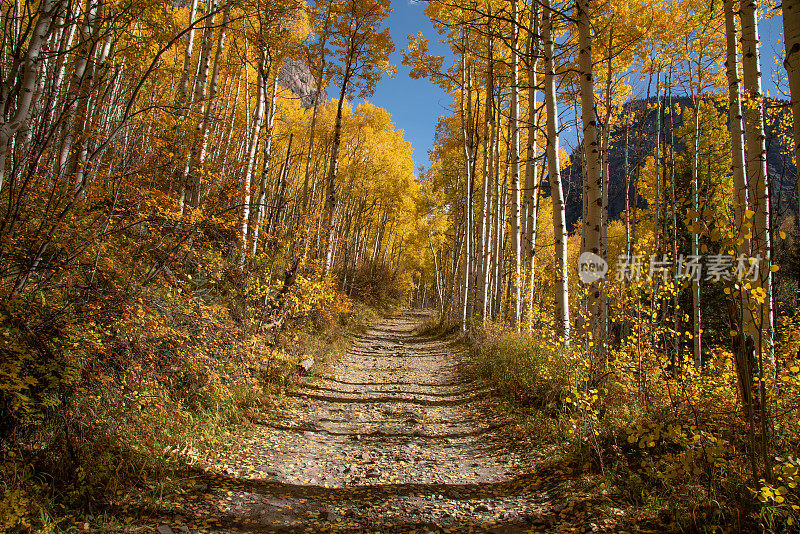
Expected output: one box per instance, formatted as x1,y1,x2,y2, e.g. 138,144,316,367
349,1,789,174
352,0,452,173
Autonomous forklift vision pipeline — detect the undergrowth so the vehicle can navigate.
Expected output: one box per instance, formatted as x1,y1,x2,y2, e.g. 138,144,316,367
0,211,397,532
465,321,800,533
0,292,383,533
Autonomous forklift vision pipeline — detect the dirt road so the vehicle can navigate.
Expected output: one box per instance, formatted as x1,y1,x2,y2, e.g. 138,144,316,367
161,311,617,533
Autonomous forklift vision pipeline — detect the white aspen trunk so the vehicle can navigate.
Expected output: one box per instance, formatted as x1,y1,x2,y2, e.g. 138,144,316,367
76,26,116,187
495,166,507,319
323,46,354,277
653,71,662,254
251,74,279,256
600,29,613,271
741,0,774,358
476,83,489,320
599,43,613,350
509,0,522,330
178,0,200,109
36,7,76,165
0,0,58,194
183,0,222,210
524,5,540,331
382,225,396,265
724,0,750,246
67,2,105,191
240,61,267,264
429,234,445,315
691,97,702,367
481,34,495,322
57,0,99,181
544,0,570,345
783,0,800,208
492,102,505,320
268,131,294,237
576,0,602,251
302,5,331,214
221,69,242,173
460,54,473,331
191,0,216,105
192,1,229,207
577,0,602,350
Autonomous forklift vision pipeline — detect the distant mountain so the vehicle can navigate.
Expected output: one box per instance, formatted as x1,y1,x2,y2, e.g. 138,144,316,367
555,96,796,229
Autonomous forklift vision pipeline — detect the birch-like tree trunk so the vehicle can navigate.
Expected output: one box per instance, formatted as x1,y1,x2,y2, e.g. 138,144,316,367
251,75,280,255
178,0,201,110
240,58,267,264
323,50,354,277
59,0,101,184
524,5,541,331
740,0,774,361
576,0,603,345
460,52,473,330
302,5,331,215
182,0,224,210
192,1,229,207
544,0,570,345
509,0,523,330
481,34,495,322
724,1,751,283
690,97,702,367
0,0,59,194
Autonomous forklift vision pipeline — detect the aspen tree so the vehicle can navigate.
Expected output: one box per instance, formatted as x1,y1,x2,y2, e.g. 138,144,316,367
240,56,268,263
251,76,280,255
544,0,570,345
302,0,332,215
460,55,474,331
509,0,523,330
60,0,101,186
576,0,603,344
177,0,201,109
523,2,541,331
723,0,754,381
479,29,494,322
740,0,773,358
0,0,61,194
322,0,393,277
482,43,497,321
182,0,222,211
690,99,702,366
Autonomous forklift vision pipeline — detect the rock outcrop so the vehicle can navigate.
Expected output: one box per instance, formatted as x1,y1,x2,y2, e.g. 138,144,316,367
278,57,327,109
553,97,796,228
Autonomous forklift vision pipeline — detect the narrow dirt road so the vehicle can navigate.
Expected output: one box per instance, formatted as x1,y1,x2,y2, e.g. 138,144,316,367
167,311,619,533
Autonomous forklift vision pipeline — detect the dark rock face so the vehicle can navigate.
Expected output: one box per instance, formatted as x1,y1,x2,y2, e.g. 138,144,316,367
278,58,327,109
554,97,796,229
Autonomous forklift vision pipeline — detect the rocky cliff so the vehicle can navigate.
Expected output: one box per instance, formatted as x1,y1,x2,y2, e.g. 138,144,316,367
553,97,796,229
278,57,327,109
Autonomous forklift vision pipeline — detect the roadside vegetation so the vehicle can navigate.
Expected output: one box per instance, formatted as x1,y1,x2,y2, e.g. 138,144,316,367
463,320,800,532
1,238,403,531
